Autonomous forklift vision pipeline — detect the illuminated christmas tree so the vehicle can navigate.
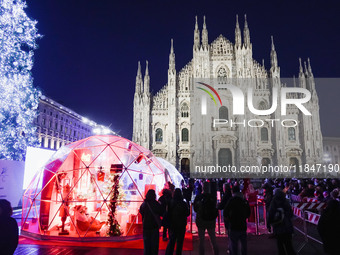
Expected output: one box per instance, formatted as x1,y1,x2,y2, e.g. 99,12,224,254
0,0,41,161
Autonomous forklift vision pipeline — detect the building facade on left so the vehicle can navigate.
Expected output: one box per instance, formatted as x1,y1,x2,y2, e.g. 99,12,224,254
35,95,116,150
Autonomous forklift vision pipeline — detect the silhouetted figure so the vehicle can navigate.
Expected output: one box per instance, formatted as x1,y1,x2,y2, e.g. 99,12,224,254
159,188,172,241
268,189,296,255
318,199,340,255
0,199,19,255
262,182,273,232
225,185,250,255
165,188,190,255
218,183,232,235
140,189,163,255
194,182,219,255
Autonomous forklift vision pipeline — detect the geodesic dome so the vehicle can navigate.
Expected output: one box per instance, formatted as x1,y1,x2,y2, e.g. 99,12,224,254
22,135,182,239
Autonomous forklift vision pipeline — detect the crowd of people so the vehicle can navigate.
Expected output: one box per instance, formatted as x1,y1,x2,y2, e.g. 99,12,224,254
140,177,340,255
1,177,340,255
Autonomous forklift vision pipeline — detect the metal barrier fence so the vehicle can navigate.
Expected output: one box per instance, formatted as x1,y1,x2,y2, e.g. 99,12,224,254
291,201,324,253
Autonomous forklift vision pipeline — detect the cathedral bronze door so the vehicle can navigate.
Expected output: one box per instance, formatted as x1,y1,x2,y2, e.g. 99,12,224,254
181,158,190,178
261,158,271,167
289,157,299,169
218,148,232,166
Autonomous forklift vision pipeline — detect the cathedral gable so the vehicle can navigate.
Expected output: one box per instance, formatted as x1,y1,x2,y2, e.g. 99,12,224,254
210,35,234,59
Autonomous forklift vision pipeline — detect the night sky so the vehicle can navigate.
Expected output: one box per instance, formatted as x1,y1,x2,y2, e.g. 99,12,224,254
25,0,340,139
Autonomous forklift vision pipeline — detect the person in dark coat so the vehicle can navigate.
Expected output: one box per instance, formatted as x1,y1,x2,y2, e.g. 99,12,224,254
194,182,219,255
165,188,190,255
140,189,163,255
0,199,19,255
317,199,340,255
262,182,274,232
224,185,250,255
268,188,296,255
218,183,232,235
158,188,172,241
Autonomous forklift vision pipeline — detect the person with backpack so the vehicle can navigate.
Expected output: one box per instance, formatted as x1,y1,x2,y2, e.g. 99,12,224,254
268,188,296,255
140,189,164,255
224,185,250,255
165,188,190,255
194,181,219,255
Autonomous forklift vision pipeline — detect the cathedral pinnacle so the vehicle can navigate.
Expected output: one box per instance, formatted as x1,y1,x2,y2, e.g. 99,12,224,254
144,60,150,94
304,61,308,76
137,61,142,77
270,36,278,70
194,16,200,50
169,39,176,74
202,15,208,49
299,58,303,74
235,14,242,48
145,60,149,76
243,14,251,48
135,61,143,94
307,58,313,76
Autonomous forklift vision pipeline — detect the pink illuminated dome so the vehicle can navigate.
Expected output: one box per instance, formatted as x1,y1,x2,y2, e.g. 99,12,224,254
22,135,183,240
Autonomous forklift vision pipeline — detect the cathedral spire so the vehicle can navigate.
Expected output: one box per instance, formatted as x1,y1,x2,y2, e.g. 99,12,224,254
299,58,303,75
144,60,150,94
169,39,176,74
243,14,251,48
137,60,142,77
193,16,200,50
135,61,143,94
235,14,242,48
270,36,278,69
304,61,308,76
298,58,306,88
307,58,313,77
201,15,208,50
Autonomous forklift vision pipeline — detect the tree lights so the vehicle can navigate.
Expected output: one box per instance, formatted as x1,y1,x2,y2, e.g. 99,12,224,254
0,0,41,160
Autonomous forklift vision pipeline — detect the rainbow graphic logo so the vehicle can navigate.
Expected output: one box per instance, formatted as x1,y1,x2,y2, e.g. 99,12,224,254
196,82,223,115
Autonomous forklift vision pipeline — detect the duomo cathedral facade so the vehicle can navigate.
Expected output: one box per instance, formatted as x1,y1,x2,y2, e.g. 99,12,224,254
133,15,323,176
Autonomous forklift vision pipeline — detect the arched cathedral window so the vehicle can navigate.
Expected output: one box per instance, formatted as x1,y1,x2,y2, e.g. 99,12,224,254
219,106,228,120
217,67,228,84
182,128,189,142
181,103,189,118
155,128,163,143
261,127,268,142
288,127,296,141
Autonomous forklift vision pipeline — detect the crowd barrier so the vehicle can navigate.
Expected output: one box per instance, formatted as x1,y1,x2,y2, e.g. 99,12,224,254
292,201,326,225
291,200,325,253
